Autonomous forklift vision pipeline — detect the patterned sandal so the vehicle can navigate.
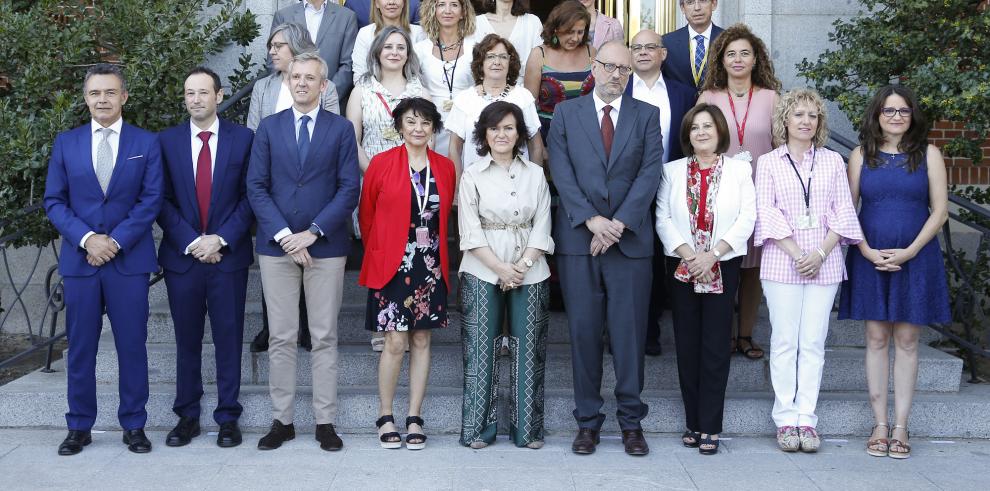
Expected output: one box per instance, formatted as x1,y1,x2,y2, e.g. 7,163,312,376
405,416,427,450
888,425,911,459
866,423,889,457
376,415,402,449
681,430,701,448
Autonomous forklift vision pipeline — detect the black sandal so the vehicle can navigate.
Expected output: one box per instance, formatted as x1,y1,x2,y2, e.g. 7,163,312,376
375,415,402,449
736,336,765,360
681,430,701,448
405,416,427,450
699,434,720,455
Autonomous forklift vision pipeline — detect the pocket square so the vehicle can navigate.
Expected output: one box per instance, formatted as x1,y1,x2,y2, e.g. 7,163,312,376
126,154,144,160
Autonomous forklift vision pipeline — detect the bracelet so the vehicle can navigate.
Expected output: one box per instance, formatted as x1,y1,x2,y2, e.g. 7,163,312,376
816,247,827,260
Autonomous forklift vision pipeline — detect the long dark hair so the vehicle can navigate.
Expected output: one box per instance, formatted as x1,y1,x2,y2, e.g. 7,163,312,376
860,85,929,172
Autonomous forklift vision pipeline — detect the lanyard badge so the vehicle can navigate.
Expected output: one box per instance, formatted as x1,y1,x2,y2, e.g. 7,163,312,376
785,149,819,230
410,163,432,247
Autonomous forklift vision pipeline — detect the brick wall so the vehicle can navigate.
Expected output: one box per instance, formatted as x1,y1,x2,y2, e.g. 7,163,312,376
930,120,990,185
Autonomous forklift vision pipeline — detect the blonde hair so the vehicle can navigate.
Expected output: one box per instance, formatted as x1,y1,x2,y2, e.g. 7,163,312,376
419,0,476,42
772,87,829,148
370,0,412,33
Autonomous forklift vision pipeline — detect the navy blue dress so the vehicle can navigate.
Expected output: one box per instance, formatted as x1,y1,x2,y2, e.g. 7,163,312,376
839,151,951,325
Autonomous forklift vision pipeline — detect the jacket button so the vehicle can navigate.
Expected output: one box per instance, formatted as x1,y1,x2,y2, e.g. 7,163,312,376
514,211,519,216
510,191,516,196
293,210,299,215
298,183,303,187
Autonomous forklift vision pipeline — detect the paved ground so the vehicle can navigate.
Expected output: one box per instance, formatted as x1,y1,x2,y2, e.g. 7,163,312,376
1,430,988,490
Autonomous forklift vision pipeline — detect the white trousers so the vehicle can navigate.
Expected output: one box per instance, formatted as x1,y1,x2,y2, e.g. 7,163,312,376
762,280,839,428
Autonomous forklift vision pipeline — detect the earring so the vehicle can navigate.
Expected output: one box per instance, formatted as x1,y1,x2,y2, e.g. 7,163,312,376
552,35,558,46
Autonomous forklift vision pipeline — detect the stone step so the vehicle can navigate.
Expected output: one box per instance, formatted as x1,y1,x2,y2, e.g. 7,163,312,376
2,362,987,438
88,339,962,393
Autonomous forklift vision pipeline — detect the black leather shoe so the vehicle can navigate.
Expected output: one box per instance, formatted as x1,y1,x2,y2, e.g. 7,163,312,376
571,428,600,455
645,341,663,357
250,327,269,353
315,423,343,451
217,421,242,448
58,430,92,456
122,429,152,453
165,417,200,447
622,429,650,456
258,420,295,450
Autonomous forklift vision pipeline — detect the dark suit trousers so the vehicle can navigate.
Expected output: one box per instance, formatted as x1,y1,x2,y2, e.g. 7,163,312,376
666,256,742,434
647,233,668,344
165,263,248,424
557,250,651,431
64,268,150,431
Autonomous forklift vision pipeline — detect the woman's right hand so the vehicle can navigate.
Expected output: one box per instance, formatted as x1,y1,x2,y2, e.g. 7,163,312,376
863,247,901,272
495,262,525,290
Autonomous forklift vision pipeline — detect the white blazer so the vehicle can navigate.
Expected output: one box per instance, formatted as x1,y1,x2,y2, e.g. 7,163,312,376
655,156,757,260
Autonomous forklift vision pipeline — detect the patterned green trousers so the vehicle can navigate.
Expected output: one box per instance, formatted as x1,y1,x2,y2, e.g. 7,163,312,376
459,273,550,447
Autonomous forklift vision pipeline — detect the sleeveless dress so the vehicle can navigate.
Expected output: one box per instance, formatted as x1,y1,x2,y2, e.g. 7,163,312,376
536,46,595,140
838,151,951,325
365,170,448,331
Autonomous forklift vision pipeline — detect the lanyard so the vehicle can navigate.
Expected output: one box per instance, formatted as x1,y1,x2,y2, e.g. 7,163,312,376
785,147,816,211
375,92,393,116
439,40,462,100
727,86,754,146
409,161,431,224
690,37,709,85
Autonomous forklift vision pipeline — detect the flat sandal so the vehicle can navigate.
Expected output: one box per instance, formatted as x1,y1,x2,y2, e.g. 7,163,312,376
866,423,889,457
375,415,402,449
888,425,911,459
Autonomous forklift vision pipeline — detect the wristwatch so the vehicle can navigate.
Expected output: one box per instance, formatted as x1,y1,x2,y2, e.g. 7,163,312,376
522,257,534,268
711,249,721,259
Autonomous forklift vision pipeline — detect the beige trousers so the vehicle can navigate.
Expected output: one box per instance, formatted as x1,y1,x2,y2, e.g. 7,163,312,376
259,254,346,425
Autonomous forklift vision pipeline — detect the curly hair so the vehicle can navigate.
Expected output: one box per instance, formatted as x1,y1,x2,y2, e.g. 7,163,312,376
771,88,830,148
469,34,521,85
540,0,591,48
419,0,476,43
700,23,780,93
859,85,929,173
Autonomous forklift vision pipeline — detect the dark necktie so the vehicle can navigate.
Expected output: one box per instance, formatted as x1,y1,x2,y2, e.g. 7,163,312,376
195,131,212,231
298,114,311,167
601,105,615,159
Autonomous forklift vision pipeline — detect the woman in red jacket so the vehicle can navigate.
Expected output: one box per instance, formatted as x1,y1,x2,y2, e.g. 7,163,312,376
359,97,455,450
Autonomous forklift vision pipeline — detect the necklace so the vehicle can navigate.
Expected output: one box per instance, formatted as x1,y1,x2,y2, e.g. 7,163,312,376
481,84,511,102
440,40,462,52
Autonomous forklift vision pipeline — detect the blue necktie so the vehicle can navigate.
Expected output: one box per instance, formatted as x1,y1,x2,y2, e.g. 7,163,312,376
693,34,706,85
298,114,311,167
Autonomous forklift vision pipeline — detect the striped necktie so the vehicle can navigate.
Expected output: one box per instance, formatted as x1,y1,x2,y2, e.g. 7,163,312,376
693,34,706,85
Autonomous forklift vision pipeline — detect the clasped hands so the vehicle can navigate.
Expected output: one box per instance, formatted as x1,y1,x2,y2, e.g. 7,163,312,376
280,230,318,268
84,234,119,267
495,260,528,292
680,250,718,283
190,234,224,264
586,216,625,256
792,249,824,277
862,247,913,272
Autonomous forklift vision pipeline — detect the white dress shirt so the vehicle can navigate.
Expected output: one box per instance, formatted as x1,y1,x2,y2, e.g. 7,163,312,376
592,92,623,131
275,82,294,114
184,117,225,254
80,118,123,249
631,73,672,163
273,105,322,242
304,0,327,43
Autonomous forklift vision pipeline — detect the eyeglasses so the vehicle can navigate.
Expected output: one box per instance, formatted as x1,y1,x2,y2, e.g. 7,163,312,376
485,53,510,62
683,0,713,6
594,59,633,76
630,43,663,52
269,41,288,50
881,107,913,118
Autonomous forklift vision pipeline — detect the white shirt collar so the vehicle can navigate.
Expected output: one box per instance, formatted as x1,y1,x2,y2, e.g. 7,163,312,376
632,72,667,92
305,0,327,14
689,23,714,41
91,118,123,136
292,105,320,123
189,117,220,139
593,92,623,114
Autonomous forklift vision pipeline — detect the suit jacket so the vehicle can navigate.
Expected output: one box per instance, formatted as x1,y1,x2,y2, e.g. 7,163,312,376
547,94,664,258
44,122,163,276
623,74,698,162
271,2,359,101
654,156,756,261
661,24,724,91
358,145,455,290
157,119,255,273
343,0,420,27
247,107,360,258
247,72,341,131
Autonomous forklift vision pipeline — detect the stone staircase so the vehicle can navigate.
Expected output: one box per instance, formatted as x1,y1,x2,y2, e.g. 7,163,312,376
3,264,989,438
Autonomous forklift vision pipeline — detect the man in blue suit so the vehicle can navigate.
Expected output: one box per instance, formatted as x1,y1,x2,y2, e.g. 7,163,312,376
157,67,254,448
247,52,360,451
342,0,420,27
626,29,698,357
548,42,663,457
44,63,163,455
661,0,723,91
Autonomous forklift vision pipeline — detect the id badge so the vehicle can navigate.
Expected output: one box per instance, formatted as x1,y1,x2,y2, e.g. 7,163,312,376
415,226,430,247
442,99,454,112
796,214,818,230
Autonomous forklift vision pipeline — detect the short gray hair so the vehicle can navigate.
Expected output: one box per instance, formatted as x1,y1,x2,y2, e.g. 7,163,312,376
84,63,127,91
288,52,329,81
268,22,318,58
361,26,421,84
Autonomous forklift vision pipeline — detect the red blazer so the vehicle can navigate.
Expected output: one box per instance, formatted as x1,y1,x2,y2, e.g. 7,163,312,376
358,144,456,290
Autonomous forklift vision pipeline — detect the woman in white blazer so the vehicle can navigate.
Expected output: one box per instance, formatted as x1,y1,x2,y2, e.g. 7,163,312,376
655,104,756,455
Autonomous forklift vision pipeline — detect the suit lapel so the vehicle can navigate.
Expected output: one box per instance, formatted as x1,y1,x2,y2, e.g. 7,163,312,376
79,127,103,193
280,110,302,176
173,127,200,217
576,96,608,166
314,6,334,46
105,123,134,197
608,100,636,168
208,120,233,228
302,110,332,173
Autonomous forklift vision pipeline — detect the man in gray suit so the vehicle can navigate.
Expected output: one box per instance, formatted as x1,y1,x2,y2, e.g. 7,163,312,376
271,0,358,101
548,41,664,457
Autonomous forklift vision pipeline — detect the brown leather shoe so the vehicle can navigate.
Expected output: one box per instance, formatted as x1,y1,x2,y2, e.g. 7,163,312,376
571,428,600,455
622,429,650,456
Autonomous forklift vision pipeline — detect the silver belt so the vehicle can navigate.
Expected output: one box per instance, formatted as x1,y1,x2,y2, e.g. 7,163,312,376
480,218,531,231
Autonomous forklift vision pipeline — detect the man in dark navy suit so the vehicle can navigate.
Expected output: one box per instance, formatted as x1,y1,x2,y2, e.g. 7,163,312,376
625,29,698,356
157,67,255,448
45,63,163,455
661,0,723,91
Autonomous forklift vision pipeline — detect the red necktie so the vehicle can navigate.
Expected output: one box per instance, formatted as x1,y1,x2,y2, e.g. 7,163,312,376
601,105,614,159
196,131,212,231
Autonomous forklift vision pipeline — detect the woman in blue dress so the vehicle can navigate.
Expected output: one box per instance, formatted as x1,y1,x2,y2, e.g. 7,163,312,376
839,85,950,460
